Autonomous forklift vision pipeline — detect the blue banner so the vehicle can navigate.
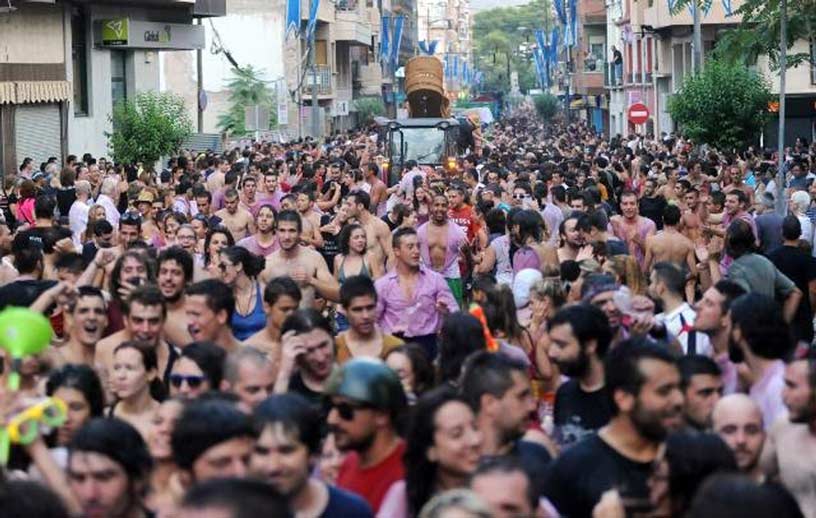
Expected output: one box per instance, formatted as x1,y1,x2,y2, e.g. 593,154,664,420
306,0,320,40
567,0,577,47
463,61,470,84
722,0,732,15
391,15,404,65
380,16,390,62
286,0,301,38
549,27,559,66
554,0,566,27
534,29,547,60
418,40,439,55
453,55,459,83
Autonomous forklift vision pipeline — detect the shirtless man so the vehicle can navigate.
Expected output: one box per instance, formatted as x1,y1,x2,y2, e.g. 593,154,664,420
47,286,108,367
259,210,340,309
343,191,392,268
366,162,388,217
215,188,255,241
206,157,229,193
417,194,468,306
239,175,260,216
658,167,680,203
294,187,323,248
157,247,193,348
611,190,656,268
95,285,176,399
244,275,302,368
680,187,706,245
643,205,697,302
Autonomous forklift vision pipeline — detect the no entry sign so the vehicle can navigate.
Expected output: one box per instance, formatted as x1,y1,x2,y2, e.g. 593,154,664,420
628,102,650,125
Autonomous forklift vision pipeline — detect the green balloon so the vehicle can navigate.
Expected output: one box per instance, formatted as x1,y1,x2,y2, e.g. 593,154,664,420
0,307,53,358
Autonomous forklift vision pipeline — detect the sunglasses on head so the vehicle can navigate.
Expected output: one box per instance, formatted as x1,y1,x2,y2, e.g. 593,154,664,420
169,374,206,389
329,401,372,421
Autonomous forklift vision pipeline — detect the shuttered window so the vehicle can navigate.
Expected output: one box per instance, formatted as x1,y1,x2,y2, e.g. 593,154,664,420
15,104,62,165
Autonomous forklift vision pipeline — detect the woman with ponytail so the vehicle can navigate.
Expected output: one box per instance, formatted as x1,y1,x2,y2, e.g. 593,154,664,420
219,245,267,340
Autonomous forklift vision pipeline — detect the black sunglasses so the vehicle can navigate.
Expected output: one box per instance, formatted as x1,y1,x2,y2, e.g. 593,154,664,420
169,374,205,389
329,401,371,421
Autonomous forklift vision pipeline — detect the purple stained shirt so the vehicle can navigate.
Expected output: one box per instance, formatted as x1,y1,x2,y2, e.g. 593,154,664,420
236,235,280,257
513,246,541,274
375,266,458,338
720,211,758,273
417,221,467,279
749,360,787,430
257,190,283,212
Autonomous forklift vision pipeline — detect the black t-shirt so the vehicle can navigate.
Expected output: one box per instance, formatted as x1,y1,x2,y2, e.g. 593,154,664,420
768,245,816,342
17,226,73,254
319,215,341,274
56,187,76,217
288,372,325,408
0,279,57,311
509,439,553,497
553,379,614,447
639,195,667,230
544,434,653,518
321,485,374,518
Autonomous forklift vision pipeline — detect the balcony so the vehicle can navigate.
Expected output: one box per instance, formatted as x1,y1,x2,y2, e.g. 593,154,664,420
301,0,334,23
335,0,372,46
604,62,624,88
303,65,333,96
644,0,741,29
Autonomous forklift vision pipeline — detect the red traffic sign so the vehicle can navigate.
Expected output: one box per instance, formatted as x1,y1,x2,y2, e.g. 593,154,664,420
628,102,650,125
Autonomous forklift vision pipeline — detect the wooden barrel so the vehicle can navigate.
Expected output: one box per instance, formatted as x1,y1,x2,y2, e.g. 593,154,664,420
405,57,450,118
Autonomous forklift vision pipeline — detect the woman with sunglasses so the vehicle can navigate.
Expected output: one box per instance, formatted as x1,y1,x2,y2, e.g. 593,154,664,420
379,385,482,518
168,341,226,400
109,341,165,440
219,246,267,341
203,225,235,280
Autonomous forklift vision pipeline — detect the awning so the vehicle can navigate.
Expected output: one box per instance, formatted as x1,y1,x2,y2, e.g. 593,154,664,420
0,81,72,104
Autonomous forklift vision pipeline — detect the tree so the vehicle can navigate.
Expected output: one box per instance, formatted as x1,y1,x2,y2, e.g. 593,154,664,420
668,59,772,150
473,0,551,93
217,65,276,137
353,97,386,126
533,93,560,120
107,91,192,166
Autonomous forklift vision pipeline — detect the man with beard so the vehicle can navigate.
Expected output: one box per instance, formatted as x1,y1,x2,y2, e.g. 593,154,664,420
244,276,301,358
47,286,108,367
239,175,260,215
260,210,339,308
544,337,684,517
548,304,614,447
678,355,723,431
418,193,468,306
582,275,627,347
557,213,590,262
236,204,279,257
460,351,551,495
157,246,193,348
611,190,656,268
258,169,284,211
66,418,152,518
294,186,323,248
761,351,816,516
250,393,373,517
692,280,746,393
95,286,176,397
638,178,667,230
328,358,407,514
713,394,766,482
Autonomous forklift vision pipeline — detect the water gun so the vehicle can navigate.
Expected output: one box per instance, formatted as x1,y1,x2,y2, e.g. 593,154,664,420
469,304,498,352
0,307,54,391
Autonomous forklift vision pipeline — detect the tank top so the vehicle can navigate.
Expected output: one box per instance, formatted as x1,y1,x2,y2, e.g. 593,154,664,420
231,282,266,341
491,234,514,286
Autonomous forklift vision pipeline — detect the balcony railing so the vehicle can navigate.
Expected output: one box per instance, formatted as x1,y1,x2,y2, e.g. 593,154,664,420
584,58,606,73
336,0,358,10
303,65,332,95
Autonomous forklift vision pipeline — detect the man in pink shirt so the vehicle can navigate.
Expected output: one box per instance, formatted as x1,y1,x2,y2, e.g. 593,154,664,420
417,193,467,306
375,227,458,359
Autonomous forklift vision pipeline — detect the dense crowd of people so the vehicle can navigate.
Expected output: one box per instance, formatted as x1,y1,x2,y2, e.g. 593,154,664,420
0,101,815,517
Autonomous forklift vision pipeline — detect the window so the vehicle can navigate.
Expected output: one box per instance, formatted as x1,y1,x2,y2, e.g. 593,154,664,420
584,42,605,72
111,50,127,108
71,7,89,116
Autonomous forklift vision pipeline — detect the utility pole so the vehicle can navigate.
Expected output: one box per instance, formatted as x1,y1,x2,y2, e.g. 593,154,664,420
691,1,702,73
776,0,787,215
310,0,320,139
196,18,203,133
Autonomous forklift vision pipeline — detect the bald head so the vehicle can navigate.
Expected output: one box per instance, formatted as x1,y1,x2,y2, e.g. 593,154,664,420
712,394,765,474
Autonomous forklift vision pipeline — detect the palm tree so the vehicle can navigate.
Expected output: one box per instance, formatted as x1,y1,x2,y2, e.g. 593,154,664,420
217,65,276,136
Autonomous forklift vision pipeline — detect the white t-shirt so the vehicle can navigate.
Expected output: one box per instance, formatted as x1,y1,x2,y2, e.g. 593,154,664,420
656,302,712,356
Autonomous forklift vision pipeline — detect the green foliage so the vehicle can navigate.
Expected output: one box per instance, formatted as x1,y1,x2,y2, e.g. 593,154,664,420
107,91,192,166
668,60,772,150
533,93,560,120
217,65,277,136
671,0,815,70
353,97,386,125
473,0,551,93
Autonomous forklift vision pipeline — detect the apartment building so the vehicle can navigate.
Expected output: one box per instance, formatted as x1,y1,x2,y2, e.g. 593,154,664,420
570,0,607,133
0,0,222,173
416,0,472,93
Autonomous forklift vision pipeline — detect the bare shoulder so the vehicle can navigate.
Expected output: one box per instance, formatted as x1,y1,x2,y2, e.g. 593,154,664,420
97,330,127,359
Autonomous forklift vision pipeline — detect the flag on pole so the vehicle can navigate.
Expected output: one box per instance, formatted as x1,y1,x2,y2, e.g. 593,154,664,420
380,16,390,62
391,15,404,65
285,0,301,38
549,27,559,66
567,0,577,47
722,0,732,15
554,0,567,27
306,0,320,40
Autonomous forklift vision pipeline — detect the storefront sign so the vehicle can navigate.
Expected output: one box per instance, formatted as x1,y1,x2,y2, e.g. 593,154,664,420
96,19,205,50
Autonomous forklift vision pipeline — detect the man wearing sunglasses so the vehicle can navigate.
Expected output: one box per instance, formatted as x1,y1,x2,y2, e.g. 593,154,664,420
329,358,407,514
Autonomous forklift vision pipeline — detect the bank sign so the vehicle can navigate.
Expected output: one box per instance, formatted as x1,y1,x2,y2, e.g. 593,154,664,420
96,18,205,50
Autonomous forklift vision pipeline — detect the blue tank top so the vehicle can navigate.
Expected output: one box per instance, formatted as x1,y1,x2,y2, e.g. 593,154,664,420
231,282,266,341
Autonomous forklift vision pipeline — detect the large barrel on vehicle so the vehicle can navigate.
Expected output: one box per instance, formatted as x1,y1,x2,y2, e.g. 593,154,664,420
404,56,451,118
